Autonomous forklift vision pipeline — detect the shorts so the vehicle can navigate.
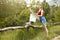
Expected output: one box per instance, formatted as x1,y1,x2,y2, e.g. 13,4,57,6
40,16,46,24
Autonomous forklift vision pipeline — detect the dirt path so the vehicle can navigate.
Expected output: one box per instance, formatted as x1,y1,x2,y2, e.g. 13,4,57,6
52,35,60,40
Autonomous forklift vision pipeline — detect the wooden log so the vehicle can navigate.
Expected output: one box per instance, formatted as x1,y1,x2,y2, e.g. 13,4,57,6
0,26,24,31
0,25,42,32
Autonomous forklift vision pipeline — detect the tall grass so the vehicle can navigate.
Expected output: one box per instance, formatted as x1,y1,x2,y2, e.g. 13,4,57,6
0,25,60,40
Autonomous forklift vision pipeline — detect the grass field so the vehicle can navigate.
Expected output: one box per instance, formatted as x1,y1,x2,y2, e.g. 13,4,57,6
0,25,60,40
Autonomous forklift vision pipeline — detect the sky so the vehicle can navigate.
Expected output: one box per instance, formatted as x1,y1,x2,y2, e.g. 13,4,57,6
25,0,60,7
25,0,52,7
25,0,52,4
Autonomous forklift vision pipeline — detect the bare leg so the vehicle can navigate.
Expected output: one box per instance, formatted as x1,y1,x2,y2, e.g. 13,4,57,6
42,24,48,37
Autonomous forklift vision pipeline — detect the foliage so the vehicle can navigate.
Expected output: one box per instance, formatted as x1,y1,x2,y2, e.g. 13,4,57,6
54,6,60,22
42,0,50,21
0,0,26,18
0,8,30,28
0,25,60,40
0,0,27,28
17,8,30,26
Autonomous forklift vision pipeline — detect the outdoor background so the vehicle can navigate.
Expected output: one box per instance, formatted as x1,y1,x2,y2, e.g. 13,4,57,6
0,0,60,40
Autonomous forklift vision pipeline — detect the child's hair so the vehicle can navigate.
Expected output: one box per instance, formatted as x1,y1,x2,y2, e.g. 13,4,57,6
37,3,43,8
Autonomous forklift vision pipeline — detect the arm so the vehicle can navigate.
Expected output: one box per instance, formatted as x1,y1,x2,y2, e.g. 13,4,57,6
40,10,44,16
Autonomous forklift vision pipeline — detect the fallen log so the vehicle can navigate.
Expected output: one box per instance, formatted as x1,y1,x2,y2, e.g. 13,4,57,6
0,25,42,32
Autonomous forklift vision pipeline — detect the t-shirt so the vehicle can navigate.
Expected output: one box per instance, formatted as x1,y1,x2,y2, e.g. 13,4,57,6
29,13,36,22
38,11,41,15
37,9,43,15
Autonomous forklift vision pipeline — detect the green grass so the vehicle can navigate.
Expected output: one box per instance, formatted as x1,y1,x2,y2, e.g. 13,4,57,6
0,25,60,40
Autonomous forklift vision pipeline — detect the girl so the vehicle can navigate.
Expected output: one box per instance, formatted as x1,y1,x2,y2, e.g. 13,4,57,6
37,4,48,37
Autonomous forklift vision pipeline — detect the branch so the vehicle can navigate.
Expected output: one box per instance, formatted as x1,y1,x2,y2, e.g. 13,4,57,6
0,26,24,31
0,25,42,32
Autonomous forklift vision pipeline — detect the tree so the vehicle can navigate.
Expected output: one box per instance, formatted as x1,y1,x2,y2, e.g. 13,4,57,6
54,6,60,22
0,0,26,18
52,0,60,6
42,0,50,21
0,0,27,28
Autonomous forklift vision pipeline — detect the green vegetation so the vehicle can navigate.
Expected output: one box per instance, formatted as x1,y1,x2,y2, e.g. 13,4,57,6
54,7,60,22
42,0,50,21
0,25,60,40
0,0,60,40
